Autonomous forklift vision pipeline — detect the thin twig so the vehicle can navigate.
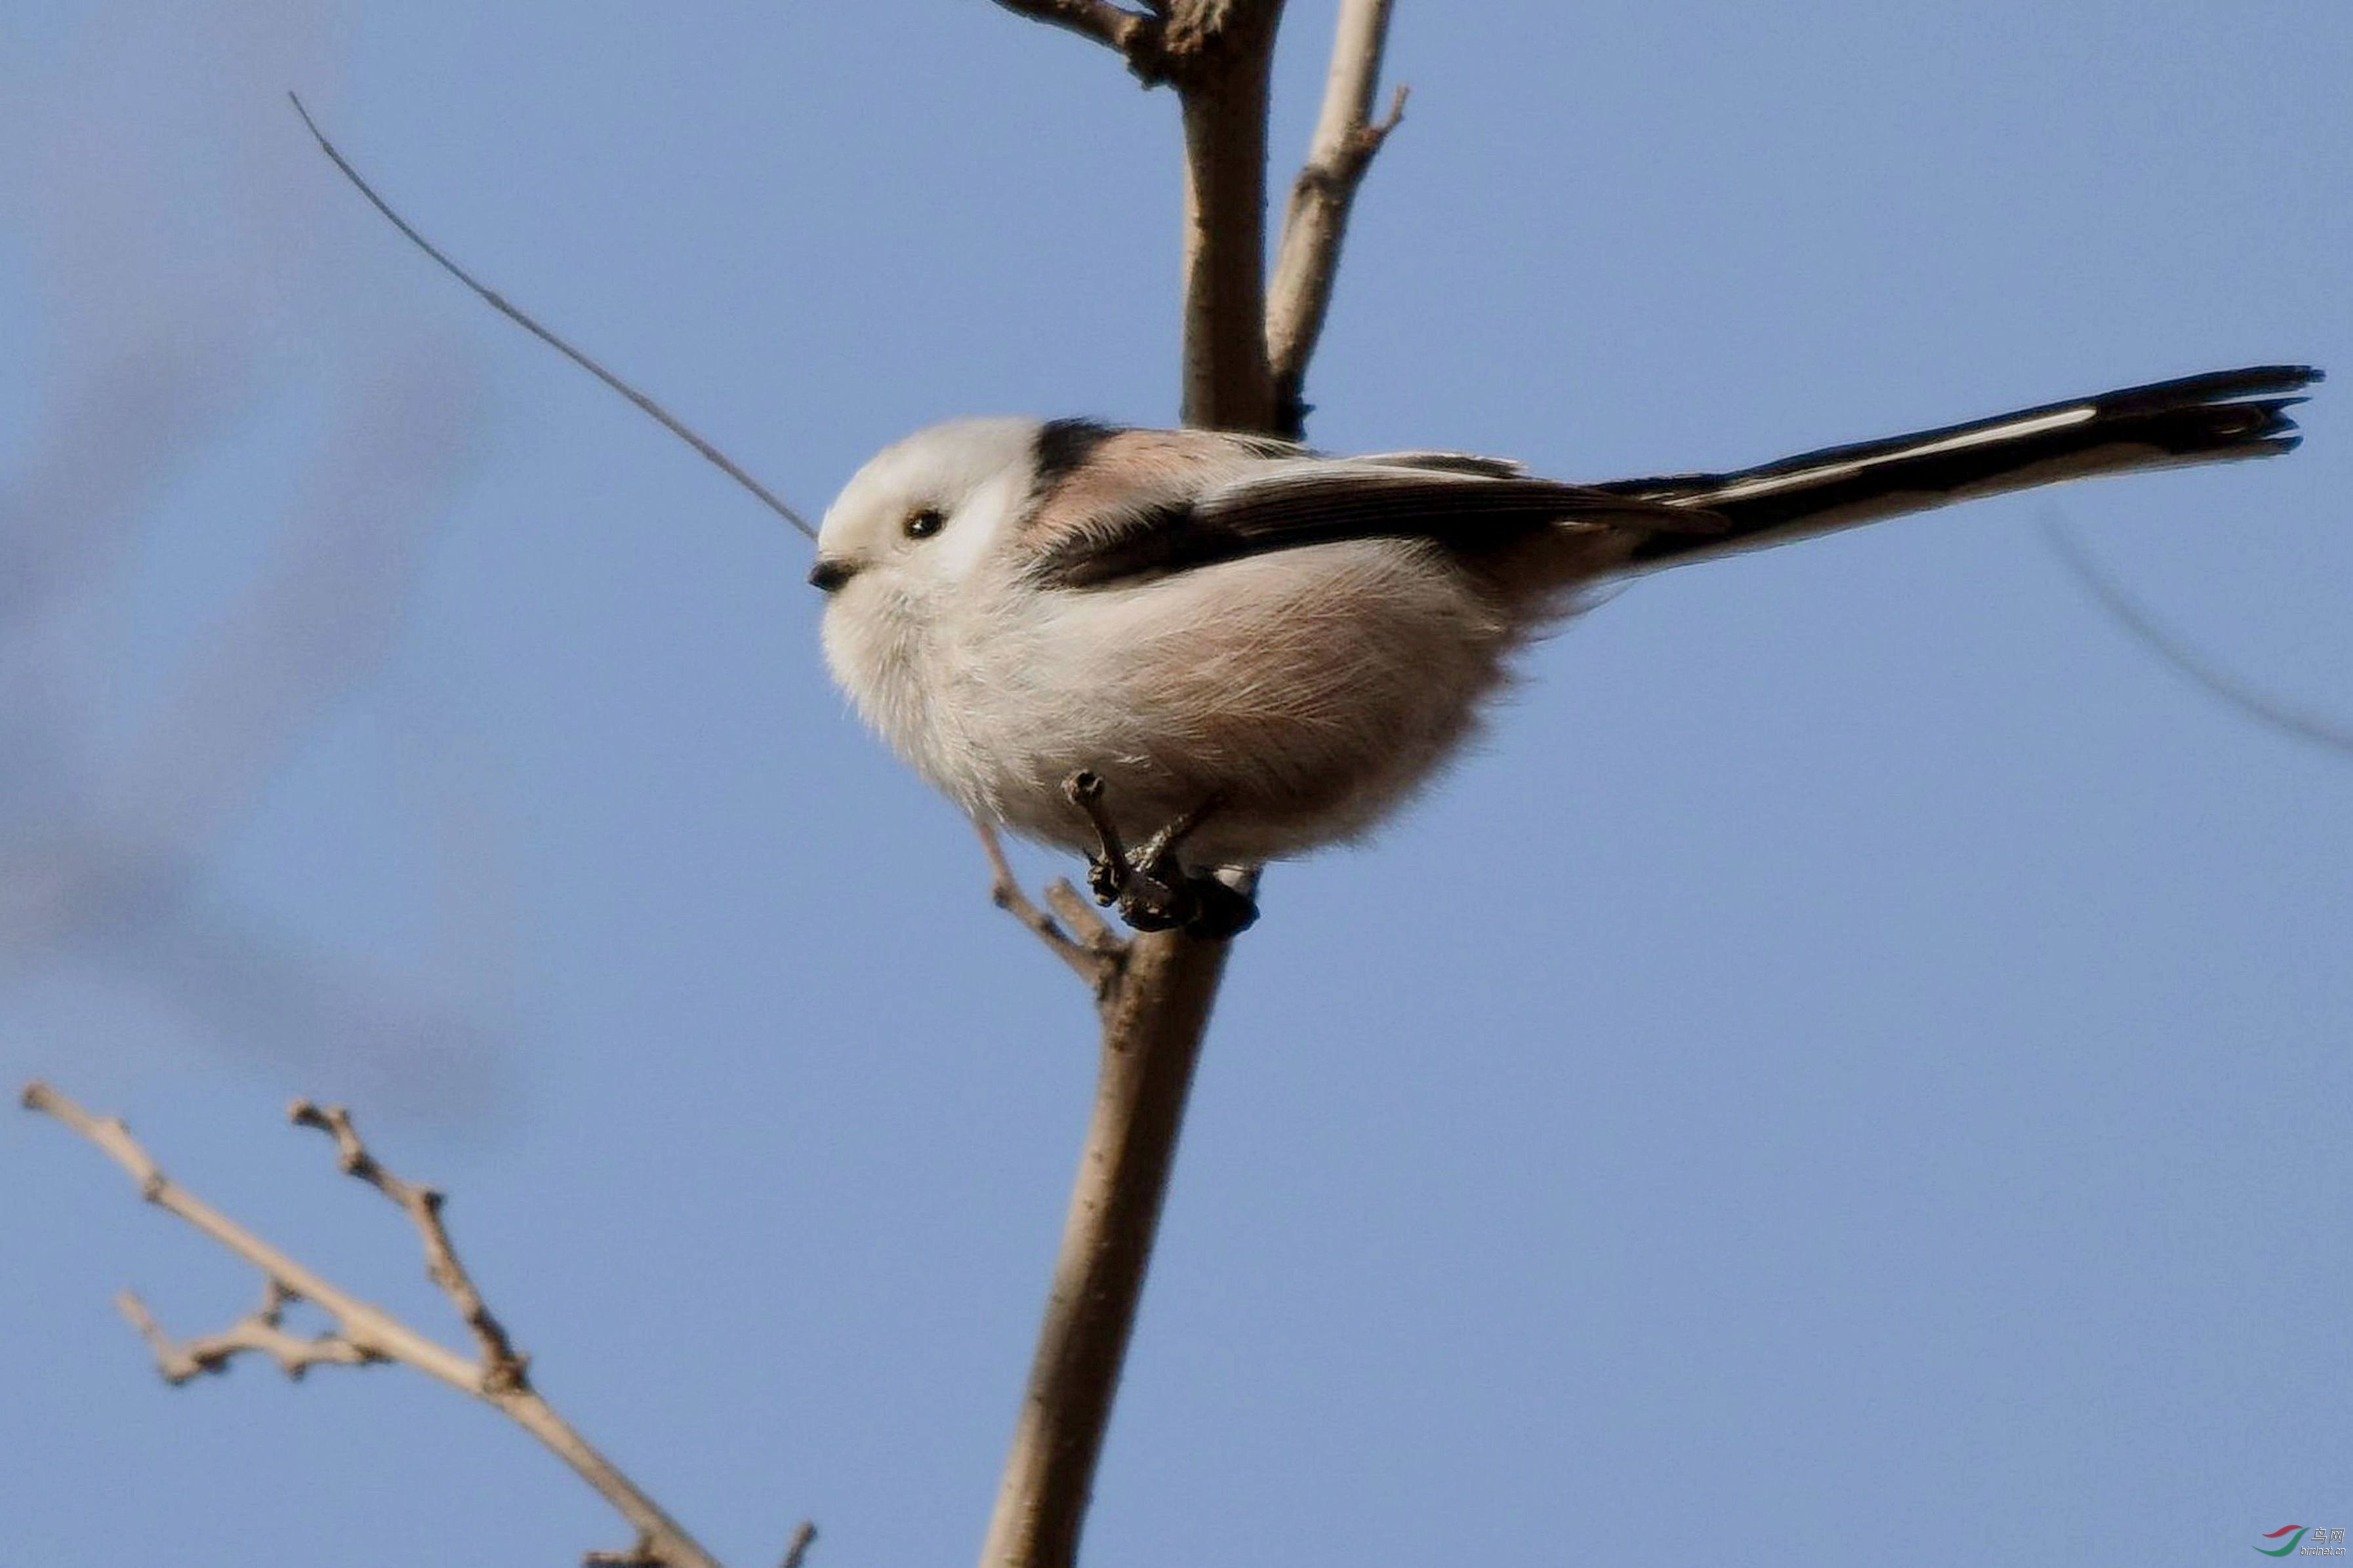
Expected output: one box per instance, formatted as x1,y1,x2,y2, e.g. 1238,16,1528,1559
24,1081,739,1568
117,1282,380,1382
2039,515,2353,756
778,1520,819,1568
1267,0,1404,438
977,821,1128,1003
289,1098,529,1390
285,93,817,542
584,1537,663,1568
1042,881,1122,957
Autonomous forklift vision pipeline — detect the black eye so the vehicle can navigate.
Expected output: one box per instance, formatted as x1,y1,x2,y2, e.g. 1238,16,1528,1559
904,506,946,540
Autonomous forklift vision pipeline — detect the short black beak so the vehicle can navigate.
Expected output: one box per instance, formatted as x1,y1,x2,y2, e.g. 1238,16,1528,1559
808,558,859,593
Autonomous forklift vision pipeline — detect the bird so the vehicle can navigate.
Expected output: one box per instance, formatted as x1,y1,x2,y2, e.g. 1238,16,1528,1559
809,365,2319,936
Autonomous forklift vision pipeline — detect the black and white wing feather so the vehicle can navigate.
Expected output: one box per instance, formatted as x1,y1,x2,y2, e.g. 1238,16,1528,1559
1027,445,1719,589
1019,365,2319,590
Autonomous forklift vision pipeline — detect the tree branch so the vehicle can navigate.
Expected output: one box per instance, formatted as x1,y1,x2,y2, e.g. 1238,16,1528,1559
22,1081,753,1568
980,5,1309,1567
288,1097,532,1388
777,1519,820,1568
977,929,1235,1568
1174,3,1285,433
989,1,1172,81
979,821,1129,1010
117,1281,382,1382
1267,0,1405,437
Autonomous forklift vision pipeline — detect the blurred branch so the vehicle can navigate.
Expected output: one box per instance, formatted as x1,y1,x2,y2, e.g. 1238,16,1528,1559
117,1280,380,1382
286,93,818,542
2039,515,2353,756
22,1082,792,1568
287,1098,529,1387
1267,0,1405,437
777,1520,820,1568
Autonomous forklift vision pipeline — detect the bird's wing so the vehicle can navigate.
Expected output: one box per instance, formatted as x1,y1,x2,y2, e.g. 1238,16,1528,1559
1024,441,1720,589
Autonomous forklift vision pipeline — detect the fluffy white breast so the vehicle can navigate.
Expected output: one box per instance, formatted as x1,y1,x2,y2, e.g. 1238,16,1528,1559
815,417,1045,813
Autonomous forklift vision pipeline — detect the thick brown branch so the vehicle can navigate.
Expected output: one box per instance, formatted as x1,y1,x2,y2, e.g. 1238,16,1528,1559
1267,0,1405,437
1174,6,1284,432
981,7,1289,1568
24,1081,735,1568
978,930,1234,1568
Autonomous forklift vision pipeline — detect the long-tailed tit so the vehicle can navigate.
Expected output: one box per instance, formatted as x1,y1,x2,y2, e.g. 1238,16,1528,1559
813,365,2318,936
276,115,2318,939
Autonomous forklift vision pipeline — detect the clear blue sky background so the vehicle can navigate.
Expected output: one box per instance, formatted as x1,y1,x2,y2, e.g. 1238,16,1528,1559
3,3,2348,1564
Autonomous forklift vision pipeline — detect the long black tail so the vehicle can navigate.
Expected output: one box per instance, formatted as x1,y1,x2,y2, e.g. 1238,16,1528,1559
1606,365,2320,567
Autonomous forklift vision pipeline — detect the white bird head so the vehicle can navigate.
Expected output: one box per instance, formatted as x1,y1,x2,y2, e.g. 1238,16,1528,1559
808,416,1043,601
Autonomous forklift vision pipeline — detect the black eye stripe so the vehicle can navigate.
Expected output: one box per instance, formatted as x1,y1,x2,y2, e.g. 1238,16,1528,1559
904,506,947,539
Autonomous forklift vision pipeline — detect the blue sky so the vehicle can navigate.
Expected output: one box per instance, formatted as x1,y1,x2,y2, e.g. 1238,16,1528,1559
3,3,2348,1565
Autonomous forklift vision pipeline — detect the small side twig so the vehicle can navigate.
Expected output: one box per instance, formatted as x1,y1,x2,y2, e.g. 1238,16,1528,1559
289,1097,529,1391
777,1520,819,1568
24,1081,750,1568
988,1,1171,80
1267,0,1406,437
977,820,1128,1008
117,1281,380,1383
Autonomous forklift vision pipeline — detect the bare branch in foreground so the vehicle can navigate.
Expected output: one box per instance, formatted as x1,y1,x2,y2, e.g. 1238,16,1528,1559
288,1097,529,1390
1267,0,1406,435
2039,515,2353,757
117,1281,381,1382
285,93,818,542
978,821,1129,1008
23,1081,750,1568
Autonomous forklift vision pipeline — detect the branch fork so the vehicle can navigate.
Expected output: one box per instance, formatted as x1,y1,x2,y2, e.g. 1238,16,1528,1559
22,1080,797,1568
117,1281,382,1383
979,820,1130,1012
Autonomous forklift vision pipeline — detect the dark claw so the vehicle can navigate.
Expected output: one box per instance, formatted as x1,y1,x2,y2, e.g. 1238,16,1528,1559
1084,853,1124,908
1060,769,1255,940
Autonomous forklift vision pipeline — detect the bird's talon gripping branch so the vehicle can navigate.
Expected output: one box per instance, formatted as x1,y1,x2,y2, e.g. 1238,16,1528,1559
1059,771,1258,938
1062,771,1137,911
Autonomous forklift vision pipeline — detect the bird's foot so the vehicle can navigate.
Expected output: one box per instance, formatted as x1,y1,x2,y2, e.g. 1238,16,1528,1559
1061,771,1258,940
